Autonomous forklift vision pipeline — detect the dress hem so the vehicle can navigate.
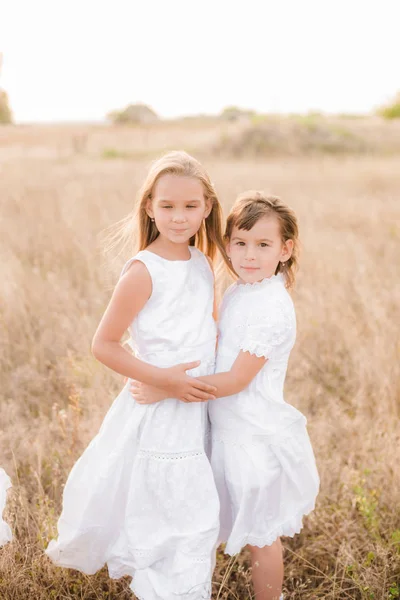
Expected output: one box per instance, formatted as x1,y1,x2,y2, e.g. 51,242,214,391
220,499,317,556
45,548,100,576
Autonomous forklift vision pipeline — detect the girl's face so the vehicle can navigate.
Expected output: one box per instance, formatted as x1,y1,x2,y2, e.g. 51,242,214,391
147,174,211,245
227,215,293,284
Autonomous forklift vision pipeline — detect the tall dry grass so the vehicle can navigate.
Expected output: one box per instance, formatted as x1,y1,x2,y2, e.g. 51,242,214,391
0,123,400,599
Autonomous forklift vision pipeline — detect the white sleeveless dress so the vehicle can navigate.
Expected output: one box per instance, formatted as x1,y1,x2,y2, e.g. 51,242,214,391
0,468,12,547
46,246,220,600
208,273,319,555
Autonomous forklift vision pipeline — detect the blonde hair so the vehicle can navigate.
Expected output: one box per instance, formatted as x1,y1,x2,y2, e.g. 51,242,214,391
106,151,228,265
224,191,299,289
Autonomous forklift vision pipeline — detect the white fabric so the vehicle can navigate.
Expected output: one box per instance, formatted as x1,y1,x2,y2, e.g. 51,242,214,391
209,273,320,555
46,247,220,600
0,468,12,547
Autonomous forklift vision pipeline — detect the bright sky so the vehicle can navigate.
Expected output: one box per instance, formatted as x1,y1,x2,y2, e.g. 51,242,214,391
1,0,399,123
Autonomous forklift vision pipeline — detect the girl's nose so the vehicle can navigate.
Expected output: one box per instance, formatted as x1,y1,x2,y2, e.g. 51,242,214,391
245,248,256,260
172,213,186,223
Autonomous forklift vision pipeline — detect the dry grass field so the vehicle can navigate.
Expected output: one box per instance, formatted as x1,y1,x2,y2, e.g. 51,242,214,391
0,120,400,599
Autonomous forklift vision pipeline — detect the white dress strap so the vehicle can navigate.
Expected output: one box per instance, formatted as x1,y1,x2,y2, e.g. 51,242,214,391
119,250,159,281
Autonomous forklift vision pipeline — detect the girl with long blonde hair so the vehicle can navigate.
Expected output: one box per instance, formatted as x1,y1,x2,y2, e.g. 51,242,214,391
46,151,228,600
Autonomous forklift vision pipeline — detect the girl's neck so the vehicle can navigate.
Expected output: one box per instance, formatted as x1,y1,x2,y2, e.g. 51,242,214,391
146,236,192,261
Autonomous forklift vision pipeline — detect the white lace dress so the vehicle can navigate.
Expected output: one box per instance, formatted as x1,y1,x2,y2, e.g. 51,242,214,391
0,468,12,547
208,273,319,555
46,247,220,600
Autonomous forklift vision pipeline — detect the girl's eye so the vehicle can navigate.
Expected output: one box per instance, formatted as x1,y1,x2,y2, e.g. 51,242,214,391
260,243,269,247
236,242,245,246
162,205,172,209
187,205,197,209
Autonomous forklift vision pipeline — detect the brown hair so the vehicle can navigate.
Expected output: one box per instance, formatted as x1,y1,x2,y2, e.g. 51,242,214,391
105,151,228,265
224,191,299,289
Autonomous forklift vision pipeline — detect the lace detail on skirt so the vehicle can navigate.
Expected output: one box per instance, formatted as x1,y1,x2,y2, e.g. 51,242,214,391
138,449,205,461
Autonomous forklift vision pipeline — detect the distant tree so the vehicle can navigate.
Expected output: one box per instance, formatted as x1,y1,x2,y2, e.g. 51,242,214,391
220,106,255,122
107,103,159,125
378,92,400,120
0,90,13,124
0,53,13,124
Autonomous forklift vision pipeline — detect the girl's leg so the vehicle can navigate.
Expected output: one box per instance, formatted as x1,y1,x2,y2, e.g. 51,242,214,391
247,538,283,600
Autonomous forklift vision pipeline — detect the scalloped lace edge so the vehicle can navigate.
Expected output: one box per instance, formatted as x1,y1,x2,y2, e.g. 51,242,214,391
236,273,284,289
222,500,316,556
238,341,272,359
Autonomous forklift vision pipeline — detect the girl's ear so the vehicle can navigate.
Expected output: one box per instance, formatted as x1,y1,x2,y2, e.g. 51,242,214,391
281,239,294,262
226,240,232,259
146,199,154,219
204,198,212,219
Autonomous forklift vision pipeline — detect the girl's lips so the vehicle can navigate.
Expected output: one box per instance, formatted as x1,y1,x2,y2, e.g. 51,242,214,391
241,266,259,271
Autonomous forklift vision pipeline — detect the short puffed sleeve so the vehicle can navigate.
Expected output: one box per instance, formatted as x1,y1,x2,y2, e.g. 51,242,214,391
238,293,296,360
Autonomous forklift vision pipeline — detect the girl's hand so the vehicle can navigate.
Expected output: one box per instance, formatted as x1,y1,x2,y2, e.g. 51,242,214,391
161,361,217,403
131,381,167,405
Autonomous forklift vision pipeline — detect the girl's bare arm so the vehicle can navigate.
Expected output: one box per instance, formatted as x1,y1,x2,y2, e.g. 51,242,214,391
196,351,267,397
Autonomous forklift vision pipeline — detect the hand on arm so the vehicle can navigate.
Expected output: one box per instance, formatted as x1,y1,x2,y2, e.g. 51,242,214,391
130,382,168,405
130,350,266,404
196,350,267,398
91,261,216,402
130,374,216,405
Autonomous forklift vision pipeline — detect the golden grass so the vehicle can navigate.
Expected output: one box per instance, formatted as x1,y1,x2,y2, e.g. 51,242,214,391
0,122,400,599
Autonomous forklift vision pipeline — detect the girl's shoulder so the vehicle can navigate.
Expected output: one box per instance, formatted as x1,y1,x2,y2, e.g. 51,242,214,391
259,277,294,314
119,250,156,279
260,275,294,307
